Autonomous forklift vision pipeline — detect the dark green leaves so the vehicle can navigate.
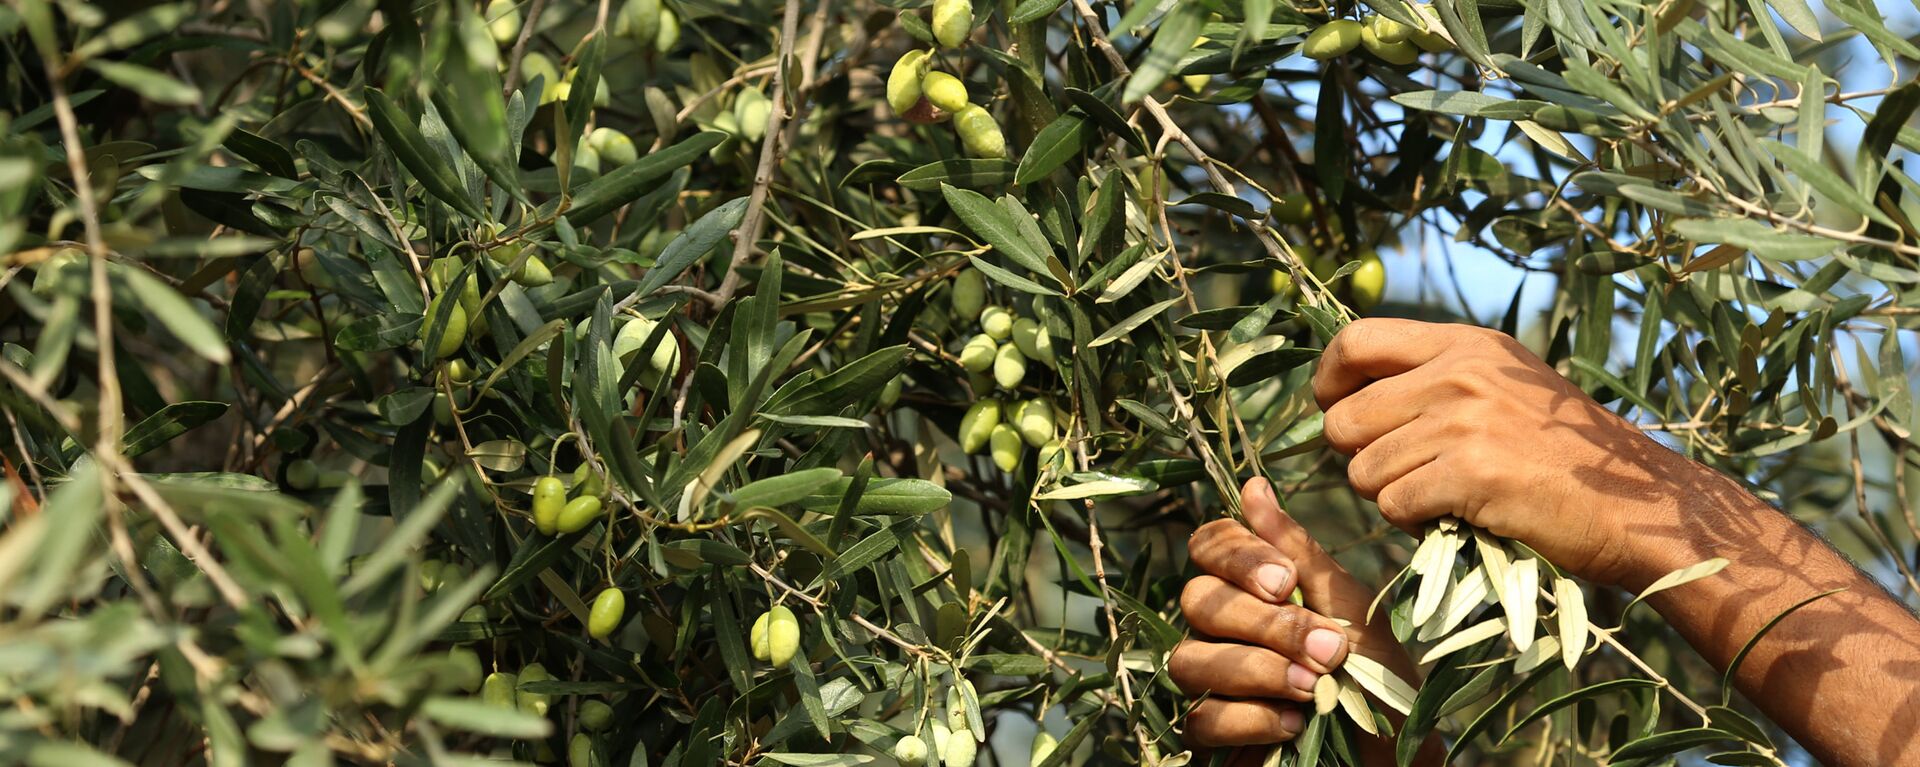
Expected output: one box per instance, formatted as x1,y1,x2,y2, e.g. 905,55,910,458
365,88,485,220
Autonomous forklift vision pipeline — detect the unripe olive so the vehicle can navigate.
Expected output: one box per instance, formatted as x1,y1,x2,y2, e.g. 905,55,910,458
989,424,1023,471
532,476,566,535
522,52,562,102
1361,25,1420,64
958,399,1003,453
894,734,930,767
1030,731,1058,766
1368,14,1412,43
1350,251,1386,311
1411,27,1453,52
482,671,518,708
992,343,1027,389
931,722,953,761
932,0,972,48
587,588,626,639
979,306,1014,340
945,685,972,733
589,127,638,167
555,495,603,534
943,729,978,766
967,370,995,397
485,0,522,45
953,105,1007,159
573,143,602,174
614,317,680,374
1037,441,1066,471
1302,19,1363,60
887,50,932,116
286,458,320,490
951,269,987,320
615,0,661,46
655,7,680,52
1182,73,1210,93
420,559,448,592
515,253,554,287
735,89,773,143
958,334,997,373
572,463,606,498
578,699,614,731
1273,192,1314,225
432,391,455,426
447,359,477,384
1013,399,1054,447
879,375,904,409
922,71,969,113
447,647,484,693
568,733,598,767
750,605,801,666
1009,317,1051,364
421,294,469,360
517,662,552,715
1270,270,1295,297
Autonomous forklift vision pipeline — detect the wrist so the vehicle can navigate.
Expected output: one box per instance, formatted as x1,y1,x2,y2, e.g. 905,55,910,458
1600,457,1767,593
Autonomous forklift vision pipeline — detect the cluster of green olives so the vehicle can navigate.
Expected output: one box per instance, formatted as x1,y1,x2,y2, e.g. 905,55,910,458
480,660,618,764
532,464,608,536
883,0,1006,158
946,270,1065,473
1301,4,1453,63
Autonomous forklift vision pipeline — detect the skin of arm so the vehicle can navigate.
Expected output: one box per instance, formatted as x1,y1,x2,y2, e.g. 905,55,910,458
1309,318,1920,767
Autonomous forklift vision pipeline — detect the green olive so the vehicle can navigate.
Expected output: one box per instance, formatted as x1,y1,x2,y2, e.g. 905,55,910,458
1036,441,1067,471
573,142,602,174
447,647,484,693
879,375,904,409
568,733,598,767
943,729,978,767
958,399,1003,454
587,587,625,640
979,306,1014,340
1410,26,1453,52
1013,399,1054,448
1301,19,1364,60
1361,25,1420,64
750,605,801,666
522,52,563,103
420,294,468,360
951,269,987,320
1009,317,1052,365
615,0,661,46
1270,269,1295,297
932,0,972,48
1350,251,1386,312
992,343,1027,390
1273,192,1314,225
894,734,930,767
555,495,603,534
481,671,518,708
286,458,320,490
655,7,680,51
953,105,1006,159
922,71,969,113
572,463,606,498
989,423,1023,471
735,89,773,143
1368,14,1412,44
514,252,554,287
958,334,997,374
517,662,552,715
887,49,933,116
484,0,522,45
579,699,614,731
532,476,566,535
589,127,638,167
1030,731,1058,766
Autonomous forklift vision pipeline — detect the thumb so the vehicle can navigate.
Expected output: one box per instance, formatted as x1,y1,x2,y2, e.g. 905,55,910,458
1239,476,1377,622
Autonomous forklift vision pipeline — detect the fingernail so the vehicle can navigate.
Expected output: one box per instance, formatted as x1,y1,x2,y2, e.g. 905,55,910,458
1287,664,1319,693
1279,708,1305,734
1254,563,1290,599
1306,629,1346,667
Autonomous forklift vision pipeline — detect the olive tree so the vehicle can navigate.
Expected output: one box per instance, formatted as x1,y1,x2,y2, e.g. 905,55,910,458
0,0,1914,764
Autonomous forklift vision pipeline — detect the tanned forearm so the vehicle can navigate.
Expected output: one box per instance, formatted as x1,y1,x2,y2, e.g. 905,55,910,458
1622,461,1920,767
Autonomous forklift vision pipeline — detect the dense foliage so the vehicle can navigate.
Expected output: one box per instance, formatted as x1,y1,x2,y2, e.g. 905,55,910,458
1,0,1916,764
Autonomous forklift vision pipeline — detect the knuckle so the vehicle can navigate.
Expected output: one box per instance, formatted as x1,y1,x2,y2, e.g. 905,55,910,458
1322,407,1360,453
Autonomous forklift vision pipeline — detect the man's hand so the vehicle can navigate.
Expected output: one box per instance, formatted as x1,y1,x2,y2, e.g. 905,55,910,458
1313,317,1704,589
1173,477,1437,764
1312,318,1920,767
